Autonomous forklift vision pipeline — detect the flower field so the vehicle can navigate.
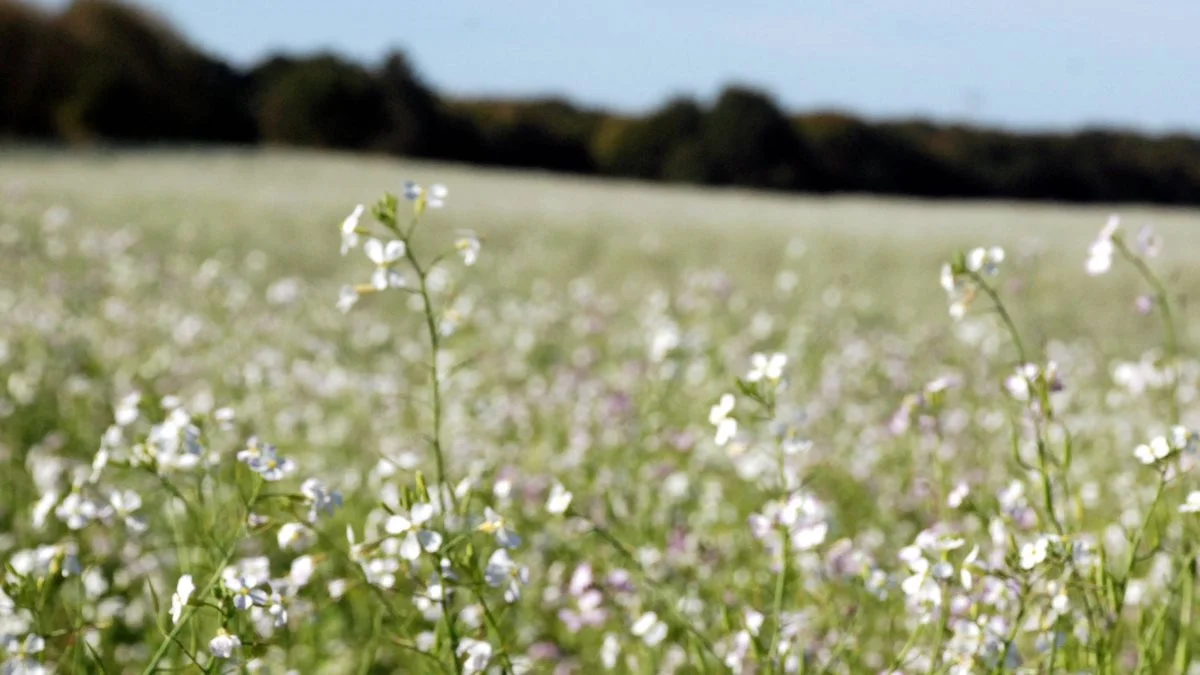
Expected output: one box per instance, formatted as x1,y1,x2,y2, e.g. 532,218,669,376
2,149,1200,673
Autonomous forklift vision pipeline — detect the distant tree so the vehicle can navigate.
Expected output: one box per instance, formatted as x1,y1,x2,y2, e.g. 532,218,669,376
0,1,75,137
254,54,388,149
52,0,254,142
701,86,821,190
372,50,444,157
605,98,704,179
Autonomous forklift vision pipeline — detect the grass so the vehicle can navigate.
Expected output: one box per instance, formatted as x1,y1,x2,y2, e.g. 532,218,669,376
0,147,1199,673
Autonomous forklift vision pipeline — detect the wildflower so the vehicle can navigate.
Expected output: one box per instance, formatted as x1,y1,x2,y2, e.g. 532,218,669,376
746,352,787,383
546,482,573,515
209,628,241,659
708,394,738,447
948,483,970,509
965,246,1005,274
1136,224,1161,258
2,634,45,674
114,392,141,426
340,204,365,255
384,503,443,561
1179,491,1200,514
477,507,521,548
455,231,481,266
170,575,194,625
1134,436,1172,465
1019,537,1050,570
55,492,104,531
404,182,448,212
457,638,492,675
107,490,147,533
336,285,359,313
1086,215,1120,276
363,238,406,290
631,611,668,646
237,438,295,481
300,478,342,523
277,522,315,553
600,633,621,669
224,574,268,611
484,549,529,603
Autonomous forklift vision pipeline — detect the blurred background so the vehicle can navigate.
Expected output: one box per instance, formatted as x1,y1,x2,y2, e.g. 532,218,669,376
4,0,1200,204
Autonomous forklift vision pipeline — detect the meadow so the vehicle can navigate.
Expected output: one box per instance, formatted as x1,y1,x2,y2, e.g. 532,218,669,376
2,148,1200,674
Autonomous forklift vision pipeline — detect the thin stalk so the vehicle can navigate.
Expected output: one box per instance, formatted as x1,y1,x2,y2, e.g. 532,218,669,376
141,478,263,675
767,526,790,672
1113,239,1181,424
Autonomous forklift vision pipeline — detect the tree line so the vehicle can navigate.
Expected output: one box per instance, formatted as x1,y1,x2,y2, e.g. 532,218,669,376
4,0,1200,204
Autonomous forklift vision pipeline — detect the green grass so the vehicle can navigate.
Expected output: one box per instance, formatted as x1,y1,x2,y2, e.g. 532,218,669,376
1,148,1199,674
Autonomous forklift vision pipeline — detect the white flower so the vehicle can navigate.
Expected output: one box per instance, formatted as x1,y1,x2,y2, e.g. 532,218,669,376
1179,491,1200,514
114,392,141,426
170,575,194,625
384,505,443,561
1137,225,1162,258
947,482,970,509
631,611,668,646
1019,537,1050,570
709,394,738,447
1086,214,1120,276
477,507,521,548
225,575,268,611
455,231,480,266
546,483,573,515
108,489,146,533
237,439,295,481
1134,436,1172,465
336,285,359,313
427,184,448,209
277,522,315,552
457,638,492,674
2,634,45,675
965,246,1004,274
300,478,342,522
746,352,787,383
340,204,365,255
600,633,621,669
209,629,241,659
364,238,407,290
484,549,529,603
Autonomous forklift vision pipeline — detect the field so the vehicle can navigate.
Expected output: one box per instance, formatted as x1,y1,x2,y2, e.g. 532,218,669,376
2,148,1200,674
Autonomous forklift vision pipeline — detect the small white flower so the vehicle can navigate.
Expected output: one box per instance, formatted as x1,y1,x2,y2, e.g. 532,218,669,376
1134,436,1172,465
277,522,315,552
2,634,46,675
455,231,480,266
709,394,738,446
631,611,668,646
170,575,194,625
300,478,342,522
108,489,147,533
484,549,529,603
1019,537,1050,570
364,238,407,290
1179,491,1200,514
457,638,492,674
427,184,448,209
225,574,268,611
546,483,573,515
947,482,970,508
237,440,296,481
340,204,365,255
746,352,787,383
209,629,241,659
477,507,521,548
336,285,359,313
1086,215,1120,276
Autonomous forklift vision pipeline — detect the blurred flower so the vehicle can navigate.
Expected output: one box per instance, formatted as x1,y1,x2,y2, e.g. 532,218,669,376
1086,215,1120,276
1179,491,1200,514
631,611,668,646
746,352,787,383
209,629,240,659
170,575,194,625
340,204,365,255
546,483,572,515
2,634,45,675
455,231,480,266
708,394,737,447
364,238,406,290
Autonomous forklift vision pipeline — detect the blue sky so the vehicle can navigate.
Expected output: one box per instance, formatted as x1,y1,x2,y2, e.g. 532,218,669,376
33,0,1200,133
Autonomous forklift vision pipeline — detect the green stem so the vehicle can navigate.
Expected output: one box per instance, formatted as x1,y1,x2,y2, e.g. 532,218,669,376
1114,239,1181,424
1173,556,1197,674
767,526,790,672
141,478,263,675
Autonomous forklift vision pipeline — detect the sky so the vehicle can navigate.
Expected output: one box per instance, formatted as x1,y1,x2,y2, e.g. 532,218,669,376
32,0,1200,134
